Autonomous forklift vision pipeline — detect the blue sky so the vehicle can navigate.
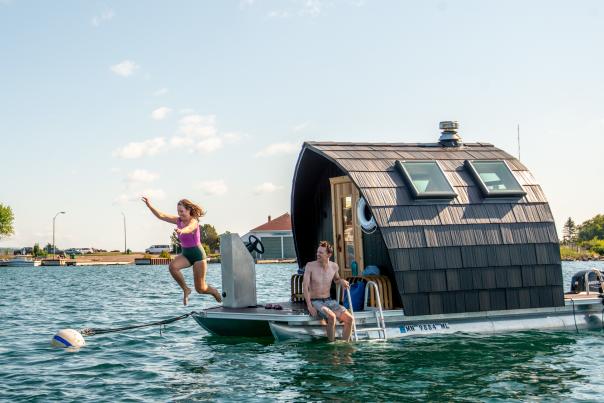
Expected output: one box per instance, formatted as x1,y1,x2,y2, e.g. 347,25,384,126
1,0,603,251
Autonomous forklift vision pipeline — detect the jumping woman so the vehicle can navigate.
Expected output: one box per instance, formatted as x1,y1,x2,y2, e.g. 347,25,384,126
142,197,222,305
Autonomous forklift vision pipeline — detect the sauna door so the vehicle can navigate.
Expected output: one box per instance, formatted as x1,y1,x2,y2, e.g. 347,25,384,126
330,176,364,278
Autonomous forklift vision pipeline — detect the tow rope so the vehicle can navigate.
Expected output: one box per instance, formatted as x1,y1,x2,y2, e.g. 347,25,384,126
79,311,198,336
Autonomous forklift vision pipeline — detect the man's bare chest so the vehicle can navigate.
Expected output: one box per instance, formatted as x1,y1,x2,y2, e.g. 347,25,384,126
311,266,336,284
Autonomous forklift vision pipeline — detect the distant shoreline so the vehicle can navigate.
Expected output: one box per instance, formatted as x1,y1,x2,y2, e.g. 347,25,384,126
0,253,297,266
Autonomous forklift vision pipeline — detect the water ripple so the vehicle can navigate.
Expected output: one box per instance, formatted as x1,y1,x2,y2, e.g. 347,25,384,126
1,262,604,401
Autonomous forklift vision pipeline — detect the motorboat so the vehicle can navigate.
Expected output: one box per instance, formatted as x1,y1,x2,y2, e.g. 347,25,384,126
5,256,38,267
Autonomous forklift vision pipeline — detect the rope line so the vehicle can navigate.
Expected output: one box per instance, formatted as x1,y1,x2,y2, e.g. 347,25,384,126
79,311,198,336
570,299,579,334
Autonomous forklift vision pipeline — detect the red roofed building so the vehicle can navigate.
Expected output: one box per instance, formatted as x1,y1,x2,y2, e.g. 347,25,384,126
243,213,296,260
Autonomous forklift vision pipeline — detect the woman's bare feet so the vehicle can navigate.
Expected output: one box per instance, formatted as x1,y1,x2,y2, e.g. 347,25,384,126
183,287,192,306
210,287,222,303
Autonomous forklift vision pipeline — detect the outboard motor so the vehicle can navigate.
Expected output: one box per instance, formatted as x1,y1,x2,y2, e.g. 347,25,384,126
569,268,604,294
219,233,263,308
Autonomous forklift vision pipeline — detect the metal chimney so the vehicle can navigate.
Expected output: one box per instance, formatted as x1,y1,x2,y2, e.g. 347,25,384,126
438,121,462,147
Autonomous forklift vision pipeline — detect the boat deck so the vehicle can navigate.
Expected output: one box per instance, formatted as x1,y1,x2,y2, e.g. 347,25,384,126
202,301,307,317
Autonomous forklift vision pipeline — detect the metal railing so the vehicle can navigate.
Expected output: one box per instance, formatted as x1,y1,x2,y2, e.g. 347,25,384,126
343,280,386,341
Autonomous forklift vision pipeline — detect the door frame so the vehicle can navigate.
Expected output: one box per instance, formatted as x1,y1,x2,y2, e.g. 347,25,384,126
329,175,365,278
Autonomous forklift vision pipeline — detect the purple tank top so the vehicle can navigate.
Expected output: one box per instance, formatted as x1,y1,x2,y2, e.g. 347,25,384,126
177,219,201,248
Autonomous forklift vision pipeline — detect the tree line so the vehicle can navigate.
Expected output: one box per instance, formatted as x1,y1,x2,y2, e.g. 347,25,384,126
562,214,604,255
1,202,222,256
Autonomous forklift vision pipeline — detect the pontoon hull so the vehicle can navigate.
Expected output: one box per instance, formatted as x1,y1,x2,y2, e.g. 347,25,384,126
270,303,604,342
193,297,604,341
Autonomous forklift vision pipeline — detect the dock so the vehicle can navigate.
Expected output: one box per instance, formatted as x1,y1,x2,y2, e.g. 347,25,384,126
134,257,172,265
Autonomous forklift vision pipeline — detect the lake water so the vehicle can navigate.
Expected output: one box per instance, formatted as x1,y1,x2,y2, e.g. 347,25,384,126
1,261,604,401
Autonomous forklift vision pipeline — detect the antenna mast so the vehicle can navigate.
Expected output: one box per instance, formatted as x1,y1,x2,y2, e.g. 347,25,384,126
517,124,521,160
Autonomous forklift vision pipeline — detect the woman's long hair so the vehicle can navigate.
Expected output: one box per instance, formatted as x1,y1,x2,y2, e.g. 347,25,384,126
178,199,206,219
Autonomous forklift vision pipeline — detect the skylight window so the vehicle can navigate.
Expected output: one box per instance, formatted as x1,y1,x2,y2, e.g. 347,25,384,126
465,160,526,197
395,160,457,199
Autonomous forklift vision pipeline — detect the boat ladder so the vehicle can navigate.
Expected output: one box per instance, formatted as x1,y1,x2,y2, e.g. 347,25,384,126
344,280,387,341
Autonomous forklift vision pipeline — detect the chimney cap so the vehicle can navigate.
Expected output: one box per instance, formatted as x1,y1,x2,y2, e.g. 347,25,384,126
439,120,462,147
439,121,458,131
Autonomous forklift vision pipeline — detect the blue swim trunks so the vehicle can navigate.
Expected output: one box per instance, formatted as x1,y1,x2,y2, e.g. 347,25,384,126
311,298,346,319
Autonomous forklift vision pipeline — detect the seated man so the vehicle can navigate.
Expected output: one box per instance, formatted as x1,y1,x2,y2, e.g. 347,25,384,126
303,240,355,342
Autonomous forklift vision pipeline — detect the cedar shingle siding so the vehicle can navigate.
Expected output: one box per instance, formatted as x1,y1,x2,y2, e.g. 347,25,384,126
291,142,563,316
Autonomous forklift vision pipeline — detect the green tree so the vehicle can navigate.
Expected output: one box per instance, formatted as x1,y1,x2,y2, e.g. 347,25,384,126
577,214,604,242
562,217,577,244
0,203,15,240
201,224,220,253
171,230,181,253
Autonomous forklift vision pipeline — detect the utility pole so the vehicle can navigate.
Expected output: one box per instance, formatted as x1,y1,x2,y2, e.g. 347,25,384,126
121,212,127,253
52,211,66,256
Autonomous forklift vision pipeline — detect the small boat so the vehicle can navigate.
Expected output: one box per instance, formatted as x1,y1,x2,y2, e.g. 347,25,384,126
5,256,37,267
193,121,604,342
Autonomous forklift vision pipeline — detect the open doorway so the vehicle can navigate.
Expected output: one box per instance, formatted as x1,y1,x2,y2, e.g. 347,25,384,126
329,176,364,278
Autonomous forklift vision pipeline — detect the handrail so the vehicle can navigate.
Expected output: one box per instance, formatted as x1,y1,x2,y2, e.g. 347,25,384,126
364,281,387,340
340,281,386,341
345,287,359,342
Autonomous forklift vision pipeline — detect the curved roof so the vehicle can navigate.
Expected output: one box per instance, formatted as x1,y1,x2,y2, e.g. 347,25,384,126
291,141,562,316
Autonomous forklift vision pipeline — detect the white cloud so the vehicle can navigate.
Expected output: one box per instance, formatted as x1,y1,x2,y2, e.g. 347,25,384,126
240,0,255,7
153,88,168,96
92,9,115,27
126,169,158,184
113,194,133,205
301,0,323,16
141,188,166,200
110,60,139,77
112,137,165,159
292,122,310,132
113,188,165,205
268,10,290,18
170,136,194,147
151,106,172,120
179,114,217,137
195,137,223,153
254,182,282,195
179,108,195,115
223,132,247,144
113,114,231,159
198,180,228,196
255,142,299,157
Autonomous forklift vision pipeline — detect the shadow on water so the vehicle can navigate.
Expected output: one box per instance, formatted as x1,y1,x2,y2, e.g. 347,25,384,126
159,330,600,402
272,331,592,402
202,334,275,347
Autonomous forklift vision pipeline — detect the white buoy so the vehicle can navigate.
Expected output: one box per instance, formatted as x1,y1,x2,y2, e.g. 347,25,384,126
51,329,85,349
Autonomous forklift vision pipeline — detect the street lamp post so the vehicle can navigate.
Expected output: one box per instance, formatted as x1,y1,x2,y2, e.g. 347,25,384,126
121,212,127,254
52,211,66,257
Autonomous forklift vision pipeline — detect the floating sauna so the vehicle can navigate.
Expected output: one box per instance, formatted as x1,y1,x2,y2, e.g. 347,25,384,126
194,121,600,341
291,121,562,316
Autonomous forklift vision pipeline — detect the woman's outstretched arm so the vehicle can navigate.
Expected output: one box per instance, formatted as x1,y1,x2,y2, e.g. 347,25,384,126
141,197,178,224
176,218,199,234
